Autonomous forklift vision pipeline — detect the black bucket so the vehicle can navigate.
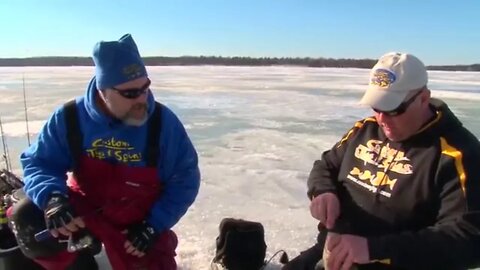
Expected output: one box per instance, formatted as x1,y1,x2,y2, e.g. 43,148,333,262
1,188,44,270
0,229,44,270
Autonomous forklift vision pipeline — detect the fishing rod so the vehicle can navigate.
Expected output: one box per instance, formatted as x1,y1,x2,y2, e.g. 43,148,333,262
22,74,31,146
0,117,11,173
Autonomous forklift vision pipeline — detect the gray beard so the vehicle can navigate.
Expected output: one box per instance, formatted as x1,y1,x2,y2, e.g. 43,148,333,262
104,97,148,127
123,115,148,127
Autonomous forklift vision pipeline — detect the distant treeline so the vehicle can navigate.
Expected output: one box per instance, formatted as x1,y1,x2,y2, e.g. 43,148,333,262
0,56,479,71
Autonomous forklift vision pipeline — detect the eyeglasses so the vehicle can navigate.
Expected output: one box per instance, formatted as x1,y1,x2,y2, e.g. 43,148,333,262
110,79,151,99
372,90,423,117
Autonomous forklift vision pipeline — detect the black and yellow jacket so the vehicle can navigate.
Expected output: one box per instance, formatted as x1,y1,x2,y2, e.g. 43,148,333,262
307,99,480,270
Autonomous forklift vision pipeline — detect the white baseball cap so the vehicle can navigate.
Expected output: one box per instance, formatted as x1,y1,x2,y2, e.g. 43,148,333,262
360,52,428,111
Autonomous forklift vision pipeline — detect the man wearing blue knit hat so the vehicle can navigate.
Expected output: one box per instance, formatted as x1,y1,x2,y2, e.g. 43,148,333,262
9,34,200,270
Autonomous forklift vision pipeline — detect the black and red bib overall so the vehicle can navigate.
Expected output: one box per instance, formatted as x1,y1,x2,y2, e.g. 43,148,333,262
34,101,177,270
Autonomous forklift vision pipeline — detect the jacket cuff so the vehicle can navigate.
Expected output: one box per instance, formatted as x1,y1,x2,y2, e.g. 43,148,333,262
146,216,167,233
308,189,337,200
368,236,390,261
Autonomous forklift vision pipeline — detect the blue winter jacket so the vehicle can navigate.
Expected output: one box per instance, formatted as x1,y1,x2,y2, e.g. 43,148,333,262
21,77,200,232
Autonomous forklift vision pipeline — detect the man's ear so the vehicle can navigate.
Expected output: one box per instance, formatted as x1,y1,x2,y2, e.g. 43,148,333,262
420,88,431,104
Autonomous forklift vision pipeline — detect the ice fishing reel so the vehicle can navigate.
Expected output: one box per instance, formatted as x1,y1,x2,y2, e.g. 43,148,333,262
35,226,101,254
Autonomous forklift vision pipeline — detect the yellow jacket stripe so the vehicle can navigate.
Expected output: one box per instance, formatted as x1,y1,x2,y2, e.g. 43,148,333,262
337,117,376,148
440,137,466,195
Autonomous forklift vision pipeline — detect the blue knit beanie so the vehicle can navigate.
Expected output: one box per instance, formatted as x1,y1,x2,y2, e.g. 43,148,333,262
92,34,148,90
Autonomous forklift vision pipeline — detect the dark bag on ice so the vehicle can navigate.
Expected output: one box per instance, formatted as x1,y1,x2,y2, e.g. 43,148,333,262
213,218,267,270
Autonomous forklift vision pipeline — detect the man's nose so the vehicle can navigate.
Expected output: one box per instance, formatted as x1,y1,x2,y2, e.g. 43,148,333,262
375,111,391,122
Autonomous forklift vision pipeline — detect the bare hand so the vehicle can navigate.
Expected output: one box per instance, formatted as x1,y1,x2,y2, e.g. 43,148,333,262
310,192,340,229
325,233,369,270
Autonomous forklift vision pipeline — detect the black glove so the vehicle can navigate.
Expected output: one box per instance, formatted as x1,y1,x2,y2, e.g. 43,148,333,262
44,193,76,231
126,220,159,253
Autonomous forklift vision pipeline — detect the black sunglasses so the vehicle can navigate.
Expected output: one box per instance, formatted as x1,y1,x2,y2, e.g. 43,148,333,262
372,90,423,117
110,79,151,99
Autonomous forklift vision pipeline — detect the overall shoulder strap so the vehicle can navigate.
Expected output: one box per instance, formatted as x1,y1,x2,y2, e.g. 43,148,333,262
63,100,83,171
145,102,162,167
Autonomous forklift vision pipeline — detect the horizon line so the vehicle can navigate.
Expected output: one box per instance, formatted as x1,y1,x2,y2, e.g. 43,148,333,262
0,55,478,67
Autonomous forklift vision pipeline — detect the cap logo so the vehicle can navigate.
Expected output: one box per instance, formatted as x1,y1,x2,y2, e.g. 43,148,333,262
122,63,143,80
370,68,396,88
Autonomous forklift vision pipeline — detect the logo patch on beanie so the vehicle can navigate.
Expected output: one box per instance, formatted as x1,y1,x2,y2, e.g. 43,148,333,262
370,69,396,88
122,64,144,80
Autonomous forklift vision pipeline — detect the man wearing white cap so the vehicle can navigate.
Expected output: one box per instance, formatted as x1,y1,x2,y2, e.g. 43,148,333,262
359,52,432,142
284,52,480,270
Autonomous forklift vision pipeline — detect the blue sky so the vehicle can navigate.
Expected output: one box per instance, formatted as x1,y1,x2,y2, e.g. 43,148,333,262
1,0,478,65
